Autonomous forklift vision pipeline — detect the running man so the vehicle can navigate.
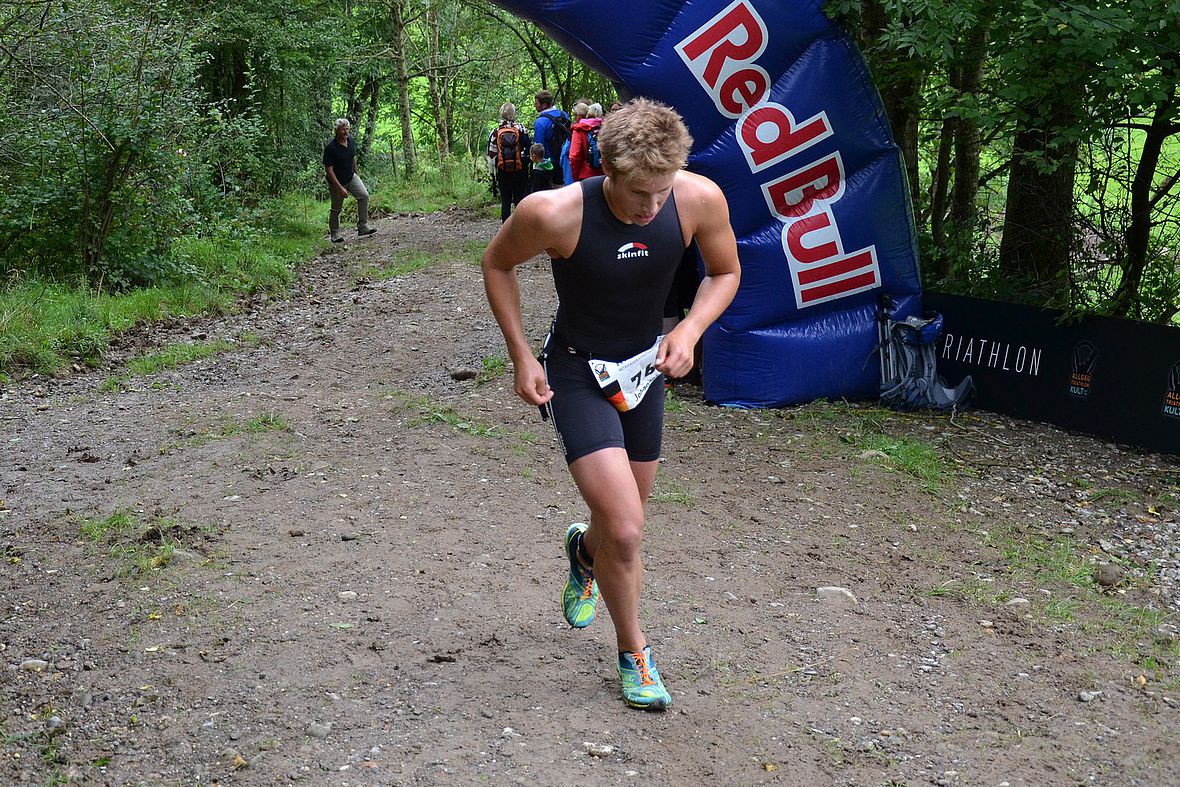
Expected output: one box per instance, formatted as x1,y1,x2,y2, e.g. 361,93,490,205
481,99,740,710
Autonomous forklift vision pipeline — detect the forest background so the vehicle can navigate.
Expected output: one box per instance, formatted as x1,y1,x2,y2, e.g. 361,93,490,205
1,0,1178,379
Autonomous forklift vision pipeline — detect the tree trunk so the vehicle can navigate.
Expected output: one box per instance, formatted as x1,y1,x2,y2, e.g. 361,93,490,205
425,6,450,158
998,120,1079,286
929,118,953,254
80,141,134,281
360,78,379,166
947,11,992,250
860,0,924,218
1111,80,1178,318
390,0,416,176
344,77,363,127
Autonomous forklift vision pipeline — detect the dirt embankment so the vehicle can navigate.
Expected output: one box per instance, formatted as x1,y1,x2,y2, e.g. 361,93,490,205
2,209,1178,786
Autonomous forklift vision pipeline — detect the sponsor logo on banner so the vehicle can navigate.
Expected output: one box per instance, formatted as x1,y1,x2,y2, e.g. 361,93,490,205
1164,361,1180,418
616,242,650,260
675,0,881,309
1069,340,1098,399
940,333,1043,376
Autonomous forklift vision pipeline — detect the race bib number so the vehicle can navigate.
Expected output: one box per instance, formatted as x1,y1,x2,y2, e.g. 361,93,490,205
589,336,664,412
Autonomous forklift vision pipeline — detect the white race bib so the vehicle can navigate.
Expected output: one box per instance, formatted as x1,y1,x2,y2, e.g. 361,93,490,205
588,336,664,412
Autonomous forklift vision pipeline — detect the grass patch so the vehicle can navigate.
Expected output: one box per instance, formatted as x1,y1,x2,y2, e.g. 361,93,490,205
0,193,323,378
161,412,290,452
475,354,507,385
1086,487,1142,506
246,412,289,432
357,238,487,281
100,333,256,391
990,531,1095,588
367,157,493,214
665,388,686,413
651,477,694,506
925,527,1177,677
920,578,1012,605
127,339,236,376
76,509,201,576
512,430,538,456
782,398,849,424
857,433,946,492
401,394,499,437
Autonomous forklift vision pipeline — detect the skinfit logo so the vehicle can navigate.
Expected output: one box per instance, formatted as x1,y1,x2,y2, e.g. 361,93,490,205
616,242,650,260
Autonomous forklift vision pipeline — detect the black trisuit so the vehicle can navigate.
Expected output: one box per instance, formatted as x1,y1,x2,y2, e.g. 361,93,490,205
543,176,687,464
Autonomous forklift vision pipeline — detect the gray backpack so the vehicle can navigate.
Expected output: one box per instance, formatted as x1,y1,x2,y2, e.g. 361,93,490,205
877,306,974,412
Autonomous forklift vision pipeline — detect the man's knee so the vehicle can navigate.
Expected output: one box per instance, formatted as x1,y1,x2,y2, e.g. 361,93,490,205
594,517,644,558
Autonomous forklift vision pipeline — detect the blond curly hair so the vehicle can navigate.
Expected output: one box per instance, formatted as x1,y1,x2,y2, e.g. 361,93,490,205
597,99,693,180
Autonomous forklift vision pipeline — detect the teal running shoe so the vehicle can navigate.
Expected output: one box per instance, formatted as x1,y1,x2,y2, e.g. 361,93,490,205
617,646,672,711
562,523,598,628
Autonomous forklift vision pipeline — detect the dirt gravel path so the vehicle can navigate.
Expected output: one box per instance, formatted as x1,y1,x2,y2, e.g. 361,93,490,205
2,209,1179,786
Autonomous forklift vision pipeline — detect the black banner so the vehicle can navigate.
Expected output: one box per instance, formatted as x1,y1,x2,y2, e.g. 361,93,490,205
925,292,1180,456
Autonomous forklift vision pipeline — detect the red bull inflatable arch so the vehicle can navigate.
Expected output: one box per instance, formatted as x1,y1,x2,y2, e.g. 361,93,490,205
490,0,923,407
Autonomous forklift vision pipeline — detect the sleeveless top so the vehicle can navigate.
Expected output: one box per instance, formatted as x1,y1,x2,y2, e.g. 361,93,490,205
551,176,686,361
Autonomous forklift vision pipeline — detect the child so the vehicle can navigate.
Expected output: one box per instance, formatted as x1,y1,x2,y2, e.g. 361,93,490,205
527,143,555,194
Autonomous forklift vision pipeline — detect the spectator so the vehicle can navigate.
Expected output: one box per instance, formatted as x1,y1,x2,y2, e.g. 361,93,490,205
561,102,590,186
533,90,570,186
487,102,531,222
528,143,554,194
569,102,604,182
323,118,376,242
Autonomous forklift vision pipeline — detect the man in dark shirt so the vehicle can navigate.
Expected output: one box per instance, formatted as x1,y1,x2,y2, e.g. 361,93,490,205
482,100,740,711
323,118,377,243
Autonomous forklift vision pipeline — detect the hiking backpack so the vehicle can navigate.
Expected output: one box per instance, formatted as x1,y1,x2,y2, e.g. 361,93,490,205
586,126,602,170
547,110,571,157
876,305,975,412
494,126,523,173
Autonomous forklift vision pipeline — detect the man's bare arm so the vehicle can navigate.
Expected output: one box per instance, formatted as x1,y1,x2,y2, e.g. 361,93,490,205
325,165,346,196
480,191,578,405
656,174,741,377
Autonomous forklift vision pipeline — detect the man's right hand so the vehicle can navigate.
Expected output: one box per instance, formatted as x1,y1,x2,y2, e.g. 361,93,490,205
513,356,553,406
336,185,348,198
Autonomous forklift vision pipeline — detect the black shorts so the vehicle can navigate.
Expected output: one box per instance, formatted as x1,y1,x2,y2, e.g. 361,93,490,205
542,344,665,465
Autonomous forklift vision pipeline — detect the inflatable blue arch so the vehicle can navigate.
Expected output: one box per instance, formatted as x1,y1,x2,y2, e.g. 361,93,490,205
489,0,922,407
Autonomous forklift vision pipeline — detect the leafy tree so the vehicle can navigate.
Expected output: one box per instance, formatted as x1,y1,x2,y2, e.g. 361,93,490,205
1,0,206,287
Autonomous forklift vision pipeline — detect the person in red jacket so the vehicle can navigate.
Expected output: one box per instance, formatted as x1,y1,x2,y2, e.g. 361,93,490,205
568,103,604,182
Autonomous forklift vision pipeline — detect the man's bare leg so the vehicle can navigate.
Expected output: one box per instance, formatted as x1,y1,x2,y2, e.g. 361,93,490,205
568,447,669,709
568,448,657,650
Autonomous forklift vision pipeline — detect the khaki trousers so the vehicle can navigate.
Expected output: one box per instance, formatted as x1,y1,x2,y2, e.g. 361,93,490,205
328,174,370,238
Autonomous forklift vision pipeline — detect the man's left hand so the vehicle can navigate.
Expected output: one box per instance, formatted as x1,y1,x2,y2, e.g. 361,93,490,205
655,328,698,379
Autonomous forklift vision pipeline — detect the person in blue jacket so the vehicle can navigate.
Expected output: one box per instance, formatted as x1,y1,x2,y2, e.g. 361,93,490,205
532,90,570,187
560,101,589,186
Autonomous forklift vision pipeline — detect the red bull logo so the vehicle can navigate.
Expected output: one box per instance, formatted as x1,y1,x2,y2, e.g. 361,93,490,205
676,0,881,308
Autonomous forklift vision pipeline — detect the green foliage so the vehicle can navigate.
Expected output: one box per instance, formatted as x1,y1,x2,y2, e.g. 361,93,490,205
1,0,210,287
858,433,946,493
0,193,321,375
126,340,236,376
843,0,1180,322
368,158,492,215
